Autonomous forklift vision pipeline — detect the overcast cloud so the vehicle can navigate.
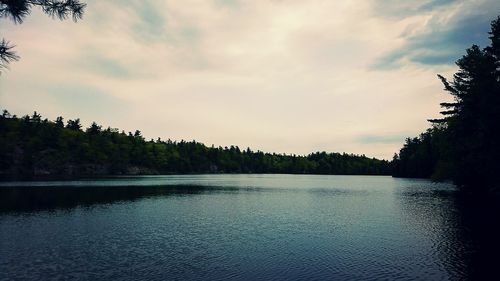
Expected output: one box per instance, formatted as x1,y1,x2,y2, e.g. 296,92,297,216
1,0,499,159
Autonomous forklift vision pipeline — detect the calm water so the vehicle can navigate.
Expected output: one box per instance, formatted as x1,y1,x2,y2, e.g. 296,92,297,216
0,175,498,280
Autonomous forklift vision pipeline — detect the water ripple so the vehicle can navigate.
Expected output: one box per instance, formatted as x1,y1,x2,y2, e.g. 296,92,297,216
1,175,498,280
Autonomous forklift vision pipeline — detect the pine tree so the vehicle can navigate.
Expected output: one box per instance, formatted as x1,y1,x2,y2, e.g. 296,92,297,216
433,16,500,191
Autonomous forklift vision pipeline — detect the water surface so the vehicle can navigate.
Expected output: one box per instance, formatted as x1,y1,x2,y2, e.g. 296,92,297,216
0,175,498,280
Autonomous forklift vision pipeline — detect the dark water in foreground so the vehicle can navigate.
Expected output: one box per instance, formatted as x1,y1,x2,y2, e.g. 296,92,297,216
0,175,499,280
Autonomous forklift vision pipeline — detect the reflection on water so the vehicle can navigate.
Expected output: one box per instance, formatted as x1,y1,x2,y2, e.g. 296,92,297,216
446,193,500,280
0,185,210,213
0,175,498,280
395,182,500,280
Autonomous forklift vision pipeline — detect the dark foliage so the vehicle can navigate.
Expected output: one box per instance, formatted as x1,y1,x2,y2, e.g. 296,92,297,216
0,39,19,71
393,16,500,192
392,125,453,181
0,110,392,178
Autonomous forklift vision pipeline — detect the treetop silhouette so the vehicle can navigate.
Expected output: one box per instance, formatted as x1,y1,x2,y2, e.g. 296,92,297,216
394,15,500,192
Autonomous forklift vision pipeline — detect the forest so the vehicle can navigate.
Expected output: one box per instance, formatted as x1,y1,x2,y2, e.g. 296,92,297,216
0,111,391,178
1,1,498,193
392,16,500,192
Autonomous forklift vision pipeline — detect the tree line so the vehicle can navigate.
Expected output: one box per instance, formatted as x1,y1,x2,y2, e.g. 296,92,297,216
393,16,500,192
0,110,391,178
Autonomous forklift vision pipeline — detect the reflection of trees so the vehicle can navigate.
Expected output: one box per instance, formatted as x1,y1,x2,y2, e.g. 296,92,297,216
395,184,500,280
0,185,209,213
450,193,500,280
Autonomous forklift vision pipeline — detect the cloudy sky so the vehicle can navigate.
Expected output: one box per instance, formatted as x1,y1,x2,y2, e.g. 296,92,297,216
1,0,499,159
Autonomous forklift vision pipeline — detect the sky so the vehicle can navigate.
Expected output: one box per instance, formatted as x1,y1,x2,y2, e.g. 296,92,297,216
1,0,499,159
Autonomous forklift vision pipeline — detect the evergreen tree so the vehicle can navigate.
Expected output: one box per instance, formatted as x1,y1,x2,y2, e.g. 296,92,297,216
0,110,392,178
432,17,500,190
394,16,500,192
66,118,81,131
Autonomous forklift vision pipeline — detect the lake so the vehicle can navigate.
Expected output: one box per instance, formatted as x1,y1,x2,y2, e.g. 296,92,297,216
0,174,498,280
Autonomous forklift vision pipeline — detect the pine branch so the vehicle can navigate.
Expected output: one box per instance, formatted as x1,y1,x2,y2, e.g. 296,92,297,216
437,74,458,96
28,0,86,22
439,110,457,115
439,102,459,108
0,0,85,71
0,39,19,71
0,0,31,23
427,118,450,123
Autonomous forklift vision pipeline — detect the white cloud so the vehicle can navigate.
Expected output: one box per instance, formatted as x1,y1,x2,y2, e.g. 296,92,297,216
1,0,493,159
